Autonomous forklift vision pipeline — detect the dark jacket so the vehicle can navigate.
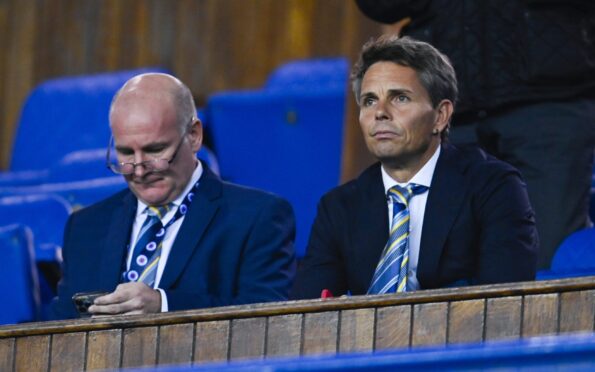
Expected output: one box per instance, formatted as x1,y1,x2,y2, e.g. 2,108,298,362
292,144,538,299
50,166,296,320
356,0,595,119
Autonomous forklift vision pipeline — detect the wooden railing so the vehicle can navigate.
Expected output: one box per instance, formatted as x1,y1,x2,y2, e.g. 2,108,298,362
1,276,594,371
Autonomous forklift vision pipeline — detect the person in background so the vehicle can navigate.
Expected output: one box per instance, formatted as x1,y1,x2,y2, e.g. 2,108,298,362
50,73,296,319
292,35,538,299
355,0,595,269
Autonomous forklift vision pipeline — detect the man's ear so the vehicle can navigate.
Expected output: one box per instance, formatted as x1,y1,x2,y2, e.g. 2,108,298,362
188,118,203,152
433,99,454,134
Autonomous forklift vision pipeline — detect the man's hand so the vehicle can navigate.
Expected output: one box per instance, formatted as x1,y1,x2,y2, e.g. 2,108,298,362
88,282,161,316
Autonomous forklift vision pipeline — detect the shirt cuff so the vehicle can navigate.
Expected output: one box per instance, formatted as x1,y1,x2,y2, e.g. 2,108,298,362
156,288,169,312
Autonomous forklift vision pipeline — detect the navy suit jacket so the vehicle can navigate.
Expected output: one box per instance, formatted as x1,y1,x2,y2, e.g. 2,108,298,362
292,144,538,299
50,166,296,320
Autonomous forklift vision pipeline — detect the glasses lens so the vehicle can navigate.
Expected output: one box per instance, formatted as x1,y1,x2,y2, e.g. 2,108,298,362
108,159,170,175
150,159,170,172
109,162,134,175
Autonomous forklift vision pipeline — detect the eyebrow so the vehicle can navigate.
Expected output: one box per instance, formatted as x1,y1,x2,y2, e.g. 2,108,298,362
360,88,413,99
387,88,413,96
359,92,377,101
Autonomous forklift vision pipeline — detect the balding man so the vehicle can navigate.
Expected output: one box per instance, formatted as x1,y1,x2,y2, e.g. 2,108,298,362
50,73,296,320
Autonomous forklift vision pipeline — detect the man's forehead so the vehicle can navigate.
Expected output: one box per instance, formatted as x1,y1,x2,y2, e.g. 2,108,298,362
361,62,424,91
363,61,418,80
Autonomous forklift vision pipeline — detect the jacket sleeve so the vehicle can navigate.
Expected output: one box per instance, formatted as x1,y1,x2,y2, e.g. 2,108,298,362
475,169,539,284
291,195,349,299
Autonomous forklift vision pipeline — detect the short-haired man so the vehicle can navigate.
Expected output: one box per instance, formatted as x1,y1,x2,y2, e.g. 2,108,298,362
51,73,296,319
292,36,538,298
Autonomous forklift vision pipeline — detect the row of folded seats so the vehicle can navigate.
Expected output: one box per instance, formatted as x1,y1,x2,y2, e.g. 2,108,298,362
1,59,594,325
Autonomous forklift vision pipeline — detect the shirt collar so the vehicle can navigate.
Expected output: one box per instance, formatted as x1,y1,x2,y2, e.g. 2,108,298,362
136,160,204,219
381,145,441,195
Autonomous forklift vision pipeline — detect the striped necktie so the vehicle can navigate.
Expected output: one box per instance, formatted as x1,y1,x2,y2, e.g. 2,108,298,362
368,184,428,295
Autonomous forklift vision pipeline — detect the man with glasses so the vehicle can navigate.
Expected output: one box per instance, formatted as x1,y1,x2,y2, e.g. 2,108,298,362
50,73,296,319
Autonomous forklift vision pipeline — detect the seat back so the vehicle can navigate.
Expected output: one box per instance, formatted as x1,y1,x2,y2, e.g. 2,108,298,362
207,58,349,257
551,228,595,273
265,58,349,92
11,68,168,172
0,224,40,324
537,227,595,279
0,194,72,262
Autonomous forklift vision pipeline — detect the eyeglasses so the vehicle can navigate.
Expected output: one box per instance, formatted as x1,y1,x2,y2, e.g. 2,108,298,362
106,119,194,175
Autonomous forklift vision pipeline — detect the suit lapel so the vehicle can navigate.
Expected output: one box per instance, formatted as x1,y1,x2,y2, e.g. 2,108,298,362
417,144,468,286
159,166,221,289
353,164,390,288
99,191,136,290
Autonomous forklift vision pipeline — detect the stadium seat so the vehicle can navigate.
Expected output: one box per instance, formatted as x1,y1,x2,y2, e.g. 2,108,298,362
0,194,72,263
207,58,349,257
0,224,40,324
536,227,595,280
0,194,73,319
0,67,169,187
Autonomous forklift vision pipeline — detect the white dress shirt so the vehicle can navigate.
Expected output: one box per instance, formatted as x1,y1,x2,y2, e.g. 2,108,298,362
126,161,203,311
381,145,440,291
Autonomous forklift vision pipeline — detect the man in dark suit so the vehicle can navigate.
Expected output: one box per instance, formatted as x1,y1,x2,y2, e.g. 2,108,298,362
50,73,296,319
292,35,538,299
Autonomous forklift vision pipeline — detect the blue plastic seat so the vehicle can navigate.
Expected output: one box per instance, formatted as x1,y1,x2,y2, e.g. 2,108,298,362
207,58,349,257
0,68,169,187
0,224,40,324
0,194,73,319
0,194,72,262
536,227,595,279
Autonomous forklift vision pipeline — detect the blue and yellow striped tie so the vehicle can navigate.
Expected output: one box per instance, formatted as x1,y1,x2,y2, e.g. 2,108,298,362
368,184,428,294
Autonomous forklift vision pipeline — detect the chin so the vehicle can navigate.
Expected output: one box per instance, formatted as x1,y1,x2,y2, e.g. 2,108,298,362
132,186,172,206
372,148,404,161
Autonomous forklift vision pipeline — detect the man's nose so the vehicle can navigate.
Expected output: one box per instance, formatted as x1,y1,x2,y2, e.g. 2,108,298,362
132,154,148,177
133,163,148,177
374,102,390,120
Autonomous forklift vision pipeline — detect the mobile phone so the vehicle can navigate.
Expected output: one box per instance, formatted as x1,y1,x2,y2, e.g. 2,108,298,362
72,291,109,317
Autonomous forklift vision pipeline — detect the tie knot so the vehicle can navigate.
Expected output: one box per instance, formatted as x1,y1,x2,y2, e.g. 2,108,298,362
146,204,172,219
388,184,428,206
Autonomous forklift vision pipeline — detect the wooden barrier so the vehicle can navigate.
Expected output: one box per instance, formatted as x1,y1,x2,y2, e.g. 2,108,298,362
1,277,594,371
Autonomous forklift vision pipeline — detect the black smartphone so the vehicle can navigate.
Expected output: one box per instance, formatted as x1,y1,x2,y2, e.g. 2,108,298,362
72,291,109,317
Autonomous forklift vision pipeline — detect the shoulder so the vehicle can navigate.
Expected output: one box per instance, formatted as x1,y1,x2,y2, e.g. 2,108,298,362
439,144,528,207
443,144,521,181
68,188,130,223
218,179,294,215
198,166,292,213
